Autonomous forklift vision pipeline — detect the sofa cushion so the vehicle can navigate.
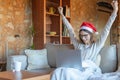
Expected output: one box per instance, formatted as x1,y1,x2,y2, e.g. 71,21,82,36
45,44,74,68
25,49,50,70
99,45,117,73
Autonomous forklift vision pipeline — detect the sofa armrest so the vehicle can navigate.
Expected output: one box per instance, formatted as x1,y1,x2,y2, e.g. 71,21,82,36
6,55,27,70
99,45,117,73
116,44,120,71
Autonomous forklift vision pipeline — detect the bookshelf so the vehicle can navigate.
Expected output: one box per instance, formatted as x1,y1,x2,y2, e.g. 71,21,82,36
32,0,71,49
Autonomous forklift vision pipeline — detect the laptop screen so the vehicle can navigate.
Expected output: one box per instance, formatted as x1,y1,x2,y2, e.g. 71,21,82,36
56,49,83,70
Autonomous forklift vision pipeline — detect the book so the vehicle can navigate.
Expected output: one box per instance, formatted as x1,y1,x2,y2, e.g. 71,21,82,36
62,24,69,37
63,5,70,17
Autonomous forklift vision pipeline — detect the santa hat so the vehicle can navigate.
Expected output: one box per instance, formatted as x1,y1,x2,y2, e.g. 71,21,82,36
80,22,98,35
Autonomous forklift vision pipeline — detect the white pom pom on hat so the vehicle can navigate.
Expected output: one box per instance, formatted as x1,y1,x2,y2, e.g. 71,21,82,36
80,22,99,35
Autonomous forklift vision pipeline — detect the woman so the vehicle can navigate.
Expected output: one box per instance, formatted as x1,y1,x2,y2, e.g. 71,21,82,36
51,0,118,80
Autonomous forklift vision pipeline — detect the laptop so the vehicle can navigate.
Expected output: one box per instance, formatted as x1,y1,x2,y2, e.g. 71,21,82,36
56,49,83,71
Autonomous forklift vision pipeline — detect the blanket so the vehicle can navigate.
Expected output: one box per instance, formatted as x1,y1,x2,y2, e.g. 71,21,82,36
51,60,101,80
51,70,120,80
51,60,120,80
89,72,120,80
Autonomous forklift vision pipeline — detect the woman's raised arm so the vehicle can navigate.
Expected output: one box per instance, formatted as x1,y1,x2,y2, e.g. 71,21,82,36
58,7,79,48
96,0,118,49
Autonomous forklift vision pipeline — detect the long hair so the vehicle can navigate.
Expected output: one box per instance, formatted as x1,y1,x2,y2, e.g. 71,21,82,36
79,29,97,44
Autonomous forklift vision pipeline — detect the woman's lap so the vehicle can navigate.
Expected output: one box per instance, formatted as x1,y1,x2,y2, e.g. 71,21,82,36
51,67,97,80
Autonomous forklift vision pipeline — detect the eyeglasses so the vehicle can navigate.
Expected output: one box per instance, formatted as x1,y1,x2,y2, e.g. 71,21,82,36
79,34,89,38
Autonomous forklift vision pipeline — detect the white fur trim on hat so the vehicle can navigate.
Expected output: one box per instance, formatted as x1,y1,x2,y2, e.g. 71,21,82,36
80,26,94,33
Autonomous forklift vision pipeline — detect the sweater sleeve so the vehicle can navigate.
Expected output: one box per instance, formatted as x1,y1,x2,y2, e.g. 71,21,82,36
96,12,117,49
61,15,79,48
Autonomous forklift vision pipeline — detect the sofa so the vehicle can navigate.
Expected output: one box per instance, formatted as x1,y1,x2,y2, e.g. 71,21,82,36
6,43,120,75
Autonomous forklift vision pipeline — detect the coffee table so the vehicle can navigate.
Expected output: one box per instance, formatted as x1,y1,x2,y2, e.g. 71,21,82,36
0,70,50,80
0,61,6,71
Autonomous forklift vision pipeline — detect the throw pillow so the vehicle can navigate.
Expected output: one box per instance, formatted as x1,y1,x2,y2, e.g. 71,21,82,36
25,49,50,70
99,45,117,73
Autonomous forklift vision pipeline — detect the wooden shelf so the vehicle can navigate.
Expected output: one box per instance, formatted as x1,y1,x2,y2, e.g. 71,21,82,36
46,12,59,16
32,0,71,49
66,16,71,19
62,36,70,38
46,0,59,6
46,34,59,37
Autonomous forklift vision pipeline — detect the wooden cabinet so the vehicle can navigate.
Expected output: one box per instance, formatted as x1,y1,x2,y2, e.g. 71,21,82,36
32,0,71,49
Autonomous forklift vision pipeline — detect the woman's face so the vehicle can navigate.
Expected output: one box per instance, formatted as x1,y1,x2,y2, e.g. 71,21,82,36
79,30,91,45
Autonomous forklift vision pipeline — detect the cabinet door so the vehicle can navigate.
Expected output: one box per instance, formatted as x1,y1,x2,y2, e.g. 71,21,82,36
32,0,46,49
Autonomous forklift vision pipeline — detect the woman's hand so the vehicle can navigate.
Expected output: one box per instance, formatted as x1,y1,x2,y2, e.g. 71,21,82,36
58,6,63,15
111,0,118,13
